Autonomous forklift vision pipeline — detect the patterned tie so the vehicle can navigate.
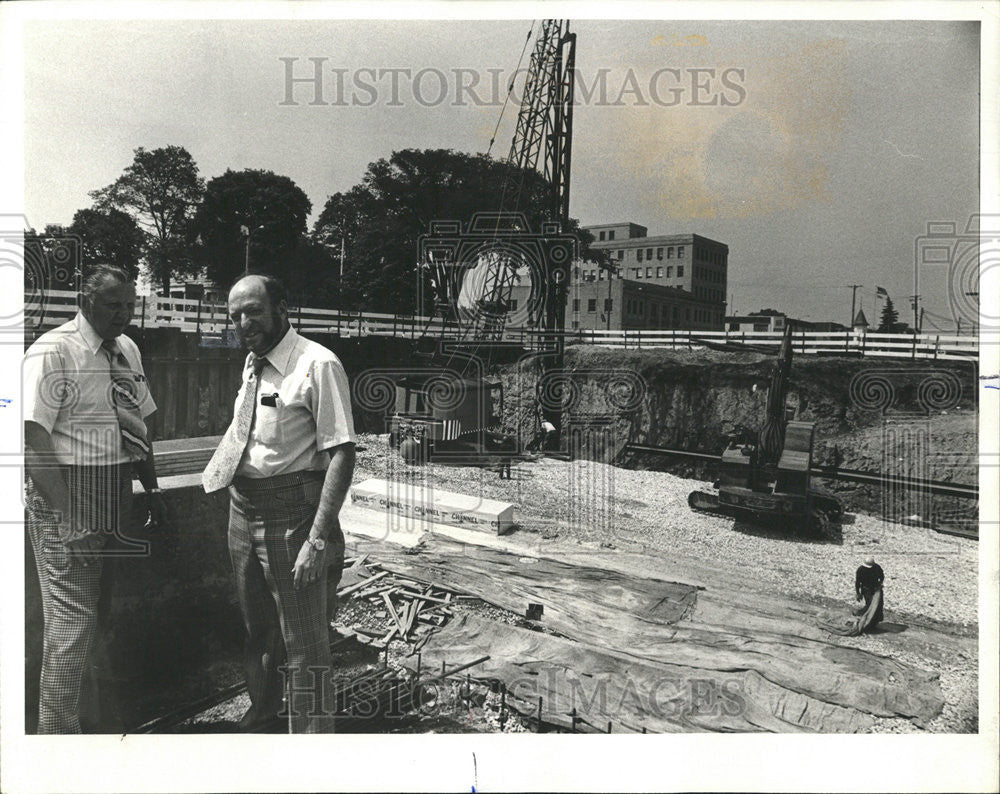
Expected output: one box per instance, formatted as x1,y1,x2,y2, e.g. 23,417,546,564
202,354,266,493
101,339,151,462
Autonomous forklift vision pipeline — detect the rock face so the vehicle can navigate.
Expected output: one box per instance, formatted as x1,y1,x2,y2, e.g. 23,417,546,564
498,347,978,515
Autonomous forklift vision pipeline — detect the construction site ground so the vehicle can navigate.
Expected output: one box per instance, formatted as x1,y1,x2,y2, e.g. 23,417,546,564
174,431,977,734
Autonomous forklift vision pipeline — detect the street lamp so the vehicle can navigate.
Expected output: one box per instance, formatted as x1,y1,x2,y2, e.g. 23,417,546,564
241,224,264,274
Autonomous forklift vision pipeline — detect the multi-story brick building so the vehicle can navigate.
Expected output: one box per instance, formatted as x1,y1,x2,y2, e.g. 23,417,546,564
507,221,728,331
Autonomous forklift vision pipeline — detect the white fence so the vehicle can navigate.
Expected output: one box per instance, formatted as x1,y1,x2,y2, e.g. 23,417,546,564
26,289,979,361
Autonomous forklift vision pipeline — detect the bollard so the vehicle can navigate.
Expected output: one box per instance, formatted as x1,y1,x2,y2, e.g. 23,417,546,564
537,696,543,733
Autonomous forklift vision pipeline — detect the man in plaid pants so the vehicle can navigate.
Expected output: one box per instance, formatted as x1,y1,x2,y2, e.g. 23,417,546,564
203,274,356,734
23,265,167,734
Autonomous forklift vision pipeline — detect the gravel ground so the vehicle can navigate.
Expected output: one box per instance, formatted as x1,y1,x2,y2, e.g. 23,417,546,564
352,432,980,734
355,433,977,627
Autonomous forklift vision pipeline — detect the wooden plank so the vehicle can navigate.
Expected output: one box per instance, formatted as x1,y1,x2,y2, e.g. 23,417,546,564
337,570,388,598
381,592,405,634
397,588,451,604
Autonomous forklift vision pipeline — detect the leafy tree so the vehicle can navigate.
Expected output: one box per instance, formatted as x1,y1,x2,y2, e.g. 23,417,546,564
878,296,900,332
67,207,146,278
90,145,205,294
279,236,340,308
23,225,80,293
313,148,599,315
190,168,312,289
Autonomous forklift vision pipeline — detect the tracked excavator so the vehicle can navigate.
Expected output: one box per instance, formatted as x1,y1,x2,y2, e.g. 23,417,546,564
687,325,842,534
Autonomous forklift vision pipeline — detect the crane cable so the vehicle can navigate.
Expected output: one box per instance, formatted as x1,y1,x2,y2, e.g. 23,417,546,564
485,23,536,159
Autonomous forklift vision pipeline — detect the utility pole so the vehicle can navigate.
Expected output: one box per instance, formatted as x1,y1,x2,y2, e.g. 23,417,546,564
606,264,614,330
909,294,920,332
843,284,862,327
242,224,264,275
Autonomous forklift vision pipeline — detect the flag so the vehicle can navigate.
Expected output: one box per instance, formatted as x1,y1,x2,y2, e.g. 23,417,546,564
876,286,888,298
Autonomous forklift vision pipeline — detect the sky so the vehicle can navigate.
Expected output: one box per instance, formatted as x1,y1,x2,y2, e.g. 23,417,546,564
19,16,982,329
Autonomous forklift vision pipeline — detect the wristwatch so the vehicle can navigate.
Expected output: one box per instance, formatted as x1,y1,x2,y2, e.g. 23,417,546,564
307,536,326,551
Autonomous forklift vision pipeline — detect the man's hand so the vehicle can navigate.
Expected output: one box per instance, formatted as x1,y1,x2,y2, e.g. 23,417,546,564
64,533,105,567
292,539,327,590
146,491,171,530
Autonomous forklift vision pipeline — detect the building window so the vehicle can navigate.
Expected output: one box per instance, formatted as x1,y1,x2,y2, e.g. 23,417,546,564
587,298,597,312
656,267,663,278
634,268,641,278
604,298,613,312
666,247,673,259
617,270,623,279
617,250,624,260
646,248,653,259
666,266,673,277
646,267,652,278
509,299,518,311
572,320,579,329
598,268,604,280
637,249,643,262
677,265,684,277
608,230,615,241
678,246,685,258
572,299,580,311
656,247,663,260
599,231,606,241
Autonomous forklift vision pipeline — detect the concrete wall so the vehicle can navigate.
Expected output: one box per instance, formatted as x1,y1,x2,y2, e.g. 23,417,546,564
25,477,242,732
123,328,424,440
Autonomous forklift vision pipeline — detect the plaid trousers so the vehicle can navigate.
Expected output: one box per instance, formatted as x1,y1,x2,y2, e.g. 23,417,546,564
228,470,340,734
25,466,131,734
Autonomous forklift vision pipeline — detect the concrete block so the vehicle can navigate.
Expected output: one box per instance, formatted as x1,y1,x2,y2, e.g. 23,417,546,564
350,477,515,534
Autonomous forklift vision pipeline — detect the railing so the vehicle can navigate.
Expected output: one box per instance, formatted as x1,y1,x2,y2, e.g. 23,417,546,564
26,290,980,361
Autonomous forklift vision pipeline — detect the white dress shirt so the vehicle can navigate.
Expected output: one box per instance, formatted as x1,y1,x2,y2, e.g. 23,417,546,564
22,313,156,465
236,326,356,478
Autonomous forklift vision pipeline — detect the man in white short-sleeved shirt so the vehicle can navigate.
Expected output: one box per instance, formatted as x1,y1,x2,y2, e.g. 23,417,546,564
23,265,166,734
202,274,355,733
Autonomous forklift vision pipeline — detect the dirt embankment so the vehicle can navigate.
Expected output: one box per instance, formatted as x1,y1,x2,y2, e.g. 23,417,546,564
499,347,978,516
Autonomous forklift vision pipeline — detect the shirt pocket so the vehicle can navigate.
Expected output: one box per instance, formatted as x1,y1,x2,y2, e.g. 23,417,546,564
255,402,284,446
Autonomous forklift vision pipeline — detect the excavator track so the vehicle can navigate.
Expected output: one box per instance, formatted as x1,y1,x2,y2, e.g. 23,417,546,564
688,490,729,519
688,489,836,537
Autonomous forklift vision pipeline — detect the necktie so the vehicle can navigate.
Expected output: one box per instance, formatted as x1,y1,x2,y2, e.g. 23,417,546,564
101,339,151,462
202,354,266,493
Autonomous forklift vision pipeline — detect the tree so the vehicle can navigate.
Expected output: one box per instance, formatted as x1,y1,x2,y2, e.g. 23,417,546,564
878,296,900,332
90,145,205,294
313,148,599,315
23,225,80,293
66,207,146,278
190,169,312,290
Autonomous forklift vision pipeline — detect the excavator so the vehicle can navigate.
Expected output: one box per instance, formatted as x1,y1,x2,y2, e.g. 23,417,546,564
687,325,843,534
